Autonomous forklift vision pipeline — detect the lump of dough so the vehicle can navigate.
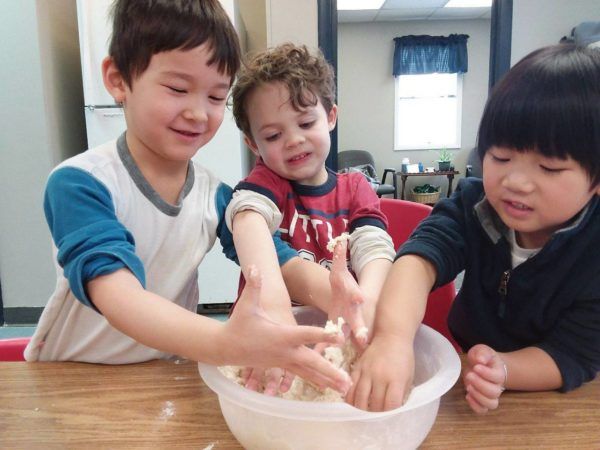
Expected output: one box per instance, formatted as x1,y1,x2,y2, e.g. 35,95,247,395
219,317,356,402
326,232,350,252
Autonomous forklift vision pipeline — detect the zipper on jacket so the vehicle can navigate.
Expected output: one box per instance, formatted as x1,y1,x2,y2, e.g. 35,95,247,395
497,270,510,318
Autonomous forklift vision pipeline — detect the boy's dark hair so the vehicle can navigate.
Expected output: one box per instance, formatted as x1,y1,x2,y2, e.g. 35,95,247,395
109,0,240,87
232,43,336,137
477,44,600,186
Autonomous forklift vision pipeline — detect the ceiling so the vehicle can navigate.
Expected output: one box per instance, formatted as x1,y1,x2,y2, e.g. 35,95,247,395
338,0,491,23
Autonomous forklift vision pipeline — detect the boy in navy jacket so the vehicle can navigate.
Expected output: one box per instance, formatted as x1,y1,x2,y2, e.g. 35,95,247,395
348,44,600,413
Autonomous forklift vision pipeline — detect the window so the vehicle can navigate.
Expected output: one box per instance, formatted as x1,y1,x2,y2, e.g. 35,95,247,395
394,73,462,150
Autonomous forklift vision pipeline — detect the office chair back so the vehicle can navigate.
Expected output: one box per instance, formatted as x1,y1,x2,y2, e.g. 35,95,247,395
338,150,398,198
380,198,461,351
338,150,376,169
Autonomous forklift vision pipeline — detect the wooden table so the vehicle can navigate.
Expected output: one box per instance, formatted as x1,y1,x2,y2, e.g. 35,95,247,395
1,359,598,449
398,170,460,201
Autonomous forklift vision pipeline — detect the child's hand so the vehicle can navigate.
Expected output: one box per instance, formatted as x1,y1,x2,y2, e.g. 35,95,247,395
326,239,369,349
241,366,294,396
346,334,415,411
245,280,302,395
225,265,352,395
463,344,507,414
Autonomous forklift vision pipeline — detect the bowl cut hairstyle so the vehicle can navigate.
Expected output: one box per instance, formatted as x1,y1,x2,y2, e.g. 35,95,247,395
477,44,600,186
109,0,241,87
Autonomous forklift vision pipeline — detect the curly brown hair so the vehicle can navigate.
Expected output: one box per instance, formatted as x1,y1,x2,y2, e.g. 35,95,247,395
232,43,336,137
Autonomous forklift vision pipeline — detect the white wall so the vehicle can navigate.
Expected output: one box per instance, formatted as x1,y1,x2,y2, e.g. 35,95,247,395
338,19,490,193
512,0,600,65
0,0,85,312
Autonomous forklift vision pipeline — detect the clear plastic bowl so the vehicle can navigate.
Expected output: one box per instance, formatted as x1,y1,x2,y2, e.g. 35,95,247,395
198,307,460,450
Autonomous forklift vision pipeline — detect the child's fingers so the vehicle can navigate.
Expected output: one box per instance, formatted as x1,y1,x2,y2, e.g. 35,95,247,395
313,341,328,355
465,391,489,414
347,369,372,410
367,378,388,412
263,367,284,396
465,383,499,411
383,381,410,412
292,324,345,347
467,343,495,366
473,362,506,387
241,366,252,383
244,368,262,392
288,349,351,394
279,370,295,393
465,369,504,399
332,239,349,263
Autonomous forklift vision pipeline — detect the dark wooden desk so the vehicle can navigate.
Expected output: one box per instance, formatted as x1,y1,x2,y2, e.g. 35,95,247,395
398,170,460,200
0,359,598,448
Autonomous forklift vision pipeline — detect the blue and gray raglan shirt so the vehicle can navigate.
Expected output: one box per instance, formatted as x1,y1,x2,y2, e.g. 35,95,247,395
25,134,296,363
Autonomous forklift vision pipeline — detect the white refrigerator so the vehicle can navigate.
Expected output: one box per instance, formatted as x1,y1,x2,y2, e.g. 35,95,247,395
76,0,243,309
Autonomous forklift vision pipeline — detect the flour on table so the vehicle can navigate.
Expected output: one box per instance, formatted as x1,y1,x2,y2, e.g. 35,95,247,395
219,317,357,402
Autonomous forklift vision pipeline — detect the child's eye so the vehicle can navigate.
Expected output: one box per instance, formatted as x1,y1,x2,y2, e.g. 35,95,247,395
209,95,226,103
300,121,315,129
540,165,564,173
166,86,186,94
265,133,280,142
491,154,509,163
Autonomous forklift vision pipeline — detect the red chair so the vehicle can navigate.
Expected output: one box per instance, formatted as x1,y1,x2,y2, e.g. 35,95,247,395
0,337,30,361
380,198,461,351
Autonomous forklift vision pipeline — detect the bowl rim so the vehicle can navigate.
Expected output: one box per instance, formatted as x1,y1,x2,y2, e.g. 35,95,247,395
198,324,461,422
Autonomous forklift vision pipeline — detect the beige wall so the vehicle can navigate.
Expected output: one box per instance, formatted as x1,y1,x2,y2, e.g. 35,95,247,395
0,0,85,310
512,0,600,64
237,0,268,53
338,19,491,193
267,0,318,49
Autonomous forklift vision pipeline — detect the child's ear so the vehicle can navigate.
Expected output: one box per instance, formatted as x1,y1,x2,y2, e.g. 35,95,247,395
244,135,261,157
327,104,338,131
102,56,127,104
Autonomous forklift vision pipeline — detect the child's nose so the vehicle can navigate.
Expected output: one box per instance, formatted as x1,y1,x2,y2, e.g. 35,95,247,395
502,171,534,193
183,102,208,123
285,131,306,149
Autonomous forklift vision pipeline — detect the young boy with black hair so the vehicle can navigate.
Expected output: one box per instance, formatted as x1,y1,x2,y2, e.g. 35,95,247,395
348,44,600,413
24,0,350,394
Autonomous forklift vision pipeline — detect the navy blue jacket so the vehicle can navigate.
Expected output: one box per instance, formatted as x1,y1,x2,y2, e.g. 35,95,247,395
398,178,600,391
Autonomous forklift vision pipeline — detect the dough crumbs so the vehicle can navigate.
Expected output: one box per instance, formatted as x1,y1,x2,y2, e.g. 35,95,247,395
324,317,345,338
355,326,369,341
219,317,356,402
326,232,350,252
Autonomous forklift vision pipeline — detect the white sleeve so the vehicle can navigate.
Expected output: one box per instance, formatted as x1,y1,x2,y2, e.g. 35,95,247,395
349,225,396,275
225,189,283,234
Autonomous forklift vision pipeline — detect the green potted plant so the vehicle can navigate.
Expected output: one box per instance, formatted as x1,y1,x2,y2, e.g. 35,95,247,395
436,148,453,172
411,183,441,204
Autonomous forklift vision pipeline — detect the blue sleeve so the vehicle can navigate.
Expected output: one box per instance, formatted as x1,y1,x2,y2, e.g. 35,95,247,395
396,179,474,288
214,183,297,266
44,167,145,309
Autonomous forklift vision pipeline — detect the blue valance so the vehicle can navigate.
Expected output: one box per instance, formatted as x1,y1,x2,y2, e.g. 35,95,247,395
393,34,469,76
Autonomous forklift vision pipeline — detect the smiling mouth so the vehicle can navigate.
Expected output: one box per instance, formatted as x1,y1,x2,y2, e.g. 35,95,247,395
172,128,201,137
505,200,532,211
289,153,309,162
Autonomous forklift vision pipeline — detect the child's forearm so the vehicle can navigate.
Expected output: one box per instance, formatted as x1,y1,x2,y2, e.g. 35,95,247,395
88,268,229,364
281,257,331,311
232,210,292,317
499,347,563,391
356,258,392,304
373,254,436,340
